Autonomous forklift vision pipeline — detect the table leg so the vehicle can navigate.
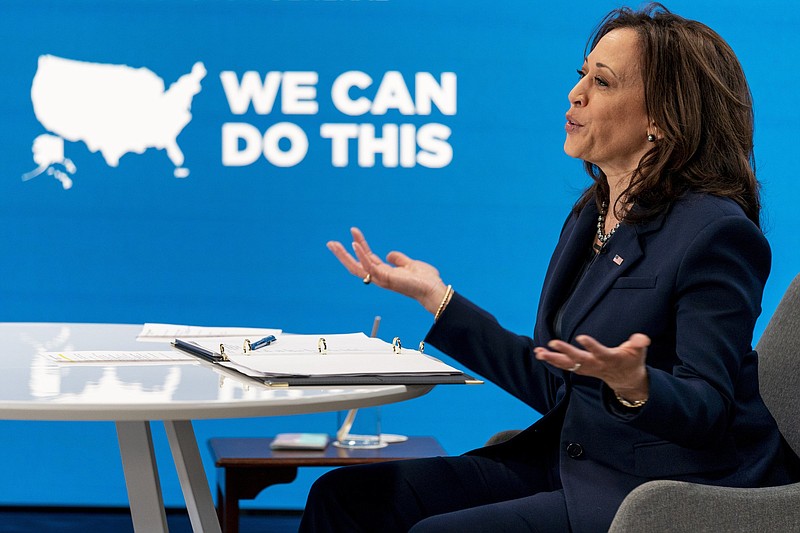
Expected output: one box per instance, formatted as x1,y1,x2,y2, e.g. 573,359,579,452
165,420,222,533
115,421,169,533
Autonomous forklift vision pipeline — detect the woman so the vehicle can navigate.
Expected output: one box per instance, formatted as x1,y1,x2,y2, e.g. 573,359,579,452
301,4,800,532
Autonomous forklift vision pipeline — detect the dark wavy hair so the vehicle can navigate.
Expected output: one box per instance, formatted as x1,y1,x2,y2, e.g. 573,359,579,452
574,3,761,227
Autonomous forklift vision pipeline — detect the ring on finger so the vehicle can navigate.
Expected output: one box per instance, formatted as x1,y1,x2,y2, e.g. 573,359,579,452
568,362,581,372
363,273,372,285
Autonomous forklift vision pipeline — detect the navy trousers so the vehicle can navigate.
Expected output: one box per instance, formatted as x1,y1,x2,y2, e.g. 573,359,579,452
299,454,570,532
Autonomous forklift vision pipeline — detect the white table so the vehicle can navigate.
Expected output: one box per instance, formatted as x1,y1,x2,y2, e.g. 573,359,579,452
0,323,433,532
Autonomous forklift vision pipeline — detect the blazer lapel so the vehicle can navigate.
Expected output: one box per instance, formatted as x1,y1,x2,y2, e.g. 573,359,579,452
556,208,665,342
536,202,599,335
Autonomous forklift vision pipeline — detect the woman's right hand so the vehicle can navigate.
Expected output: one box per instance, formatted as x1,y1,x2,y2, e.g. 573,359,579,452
327,227,448,315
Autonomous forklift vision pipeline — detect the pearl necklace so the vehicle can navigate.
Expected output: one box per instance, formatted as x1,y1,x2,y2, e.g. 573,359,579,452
596,201,621,244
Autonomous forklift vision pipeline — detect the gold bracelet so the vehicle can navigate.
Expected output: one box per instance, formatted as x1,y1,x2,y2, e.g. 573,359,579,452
434,285,454,322
615,392,647,408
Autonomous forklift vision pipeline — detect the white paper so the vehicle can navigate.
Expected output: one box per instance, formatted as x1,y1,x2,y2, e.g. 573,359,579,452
203,333,462,377
172,333,464,377
225,352,461,377
181,333,384,358
136,323,281,341
45,350,194,363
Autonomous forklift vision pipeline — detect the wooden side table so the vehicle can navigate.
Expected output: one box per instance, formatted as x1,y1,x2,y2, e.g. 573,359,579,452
208,436,447,533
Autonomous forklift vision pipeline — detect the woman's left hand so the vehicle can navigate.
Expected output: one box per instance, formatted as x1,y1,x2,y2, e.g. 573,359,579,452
534,333,651,402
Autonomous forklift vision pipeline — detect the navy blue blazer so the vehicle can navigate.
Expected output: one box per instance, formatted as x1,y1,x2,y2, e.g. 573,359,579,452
426,192,798,532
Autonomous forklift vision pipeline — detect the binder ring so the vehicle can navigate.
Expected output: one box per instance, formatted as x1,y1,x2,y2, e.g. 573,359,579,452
392,337,402,354
243,339,252,353
418,341,425,353
318,337,327,355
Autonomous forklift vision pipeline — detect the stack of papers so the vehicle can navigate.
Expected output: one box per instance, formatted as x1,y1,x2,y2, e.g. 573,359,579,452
44,324,282,363
179,333,465,378
43,324,480,386
137,323,281,342
46,350,193,363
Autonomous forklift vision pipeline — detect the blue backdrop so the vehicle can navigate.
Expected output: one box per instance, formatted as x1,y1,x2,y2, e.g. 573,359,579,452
0,0,797,511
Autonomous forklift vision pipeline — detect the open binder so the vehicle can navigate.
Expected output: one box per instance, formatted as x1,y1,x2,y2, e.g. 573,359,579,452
172,333,481,387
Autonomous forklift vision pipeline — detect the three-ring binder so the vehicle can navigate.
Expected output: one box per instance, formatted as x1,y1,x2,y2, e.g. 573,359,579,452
171,333,483,387
172,338,228,363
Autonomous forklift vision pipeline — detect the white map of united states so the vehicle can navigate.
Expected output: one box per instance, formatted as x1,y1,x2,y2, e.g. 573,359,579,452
26,55,206,188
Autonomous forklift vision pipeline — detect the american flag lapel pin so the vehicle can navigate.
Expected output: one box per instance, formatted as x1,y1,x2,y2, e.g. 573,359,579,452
612,254,624,266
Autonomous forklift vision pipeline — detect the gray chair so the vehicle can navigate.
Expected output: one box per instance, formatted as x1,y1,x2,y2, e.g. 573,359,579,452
608,273,800,532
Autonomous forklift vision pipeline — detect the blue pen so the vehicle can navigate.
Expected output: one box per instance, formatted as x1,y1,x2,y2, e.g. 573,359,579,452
248,335,277,351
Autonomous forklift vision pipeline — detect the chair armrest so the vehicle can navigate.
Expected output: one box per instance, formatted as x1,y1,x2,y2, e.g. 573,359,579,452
609,480,800,532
